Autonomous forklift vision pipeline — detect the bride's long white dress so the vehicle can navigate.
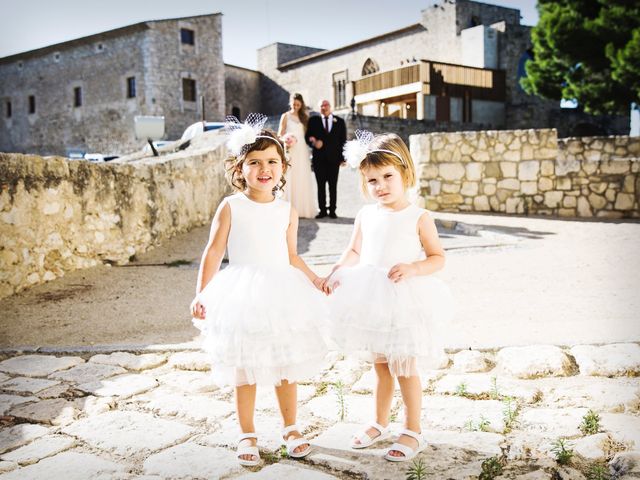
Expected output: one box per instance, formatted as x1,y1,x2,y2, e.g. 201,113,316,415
282,113,317,218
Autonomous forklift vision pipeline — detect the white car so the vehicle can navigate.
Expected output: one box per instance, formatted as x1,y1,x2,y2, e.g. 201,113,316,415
180,121,224,141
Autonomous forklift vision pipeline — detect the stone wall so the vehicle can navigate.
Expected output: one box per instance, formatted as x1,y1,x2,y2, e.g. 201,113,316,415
0,136,229,299
224,64,261,120
411,129,640,218
0,14,225,157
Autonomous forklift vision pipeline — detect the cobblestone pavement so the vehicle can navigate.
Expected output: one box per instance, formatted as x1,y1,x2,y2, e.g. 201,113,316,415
0,346,639,479
1,168,639,478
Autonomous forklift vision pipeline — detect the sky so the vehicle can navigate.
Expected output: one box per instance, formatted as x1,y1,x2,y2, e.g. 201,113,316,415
0,0,539,70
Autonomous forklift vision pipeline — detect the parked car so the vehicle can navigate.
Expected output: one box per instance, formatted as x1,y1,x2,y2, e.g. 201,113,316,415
84,153,120,162
180,121,224,141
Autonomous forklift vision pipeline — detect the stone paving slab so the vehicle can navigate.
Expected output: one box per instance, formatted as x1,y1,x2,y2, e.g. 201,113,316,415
433,373,541,402
48,362,126,383
62,410,194,457
0,424,49,454
0,394,38,415
132,387,234,424
77,373,158,398
89,352,167,371
8,398,78,426
451,349,492,372
495,345,575,378
148,369,218,394
142,442,243,479
518,407,589,437
235,462,341,479
535,376,640,412
0,377,60,394
166,351,211,371
570,343,640,376
0,434,76,466
423,395,506,433
0,355,84,377
0,451,125,480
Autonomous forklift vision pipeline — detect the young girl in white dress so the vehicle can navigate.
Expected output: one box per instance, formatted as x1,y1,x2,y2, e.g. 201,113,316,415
322,130,453,462
191,114,328,466
277,93,317,218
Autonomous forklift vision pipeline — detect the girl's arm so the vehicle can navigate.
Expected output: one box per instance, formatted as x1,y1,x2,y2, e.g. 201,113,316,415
388,211,445,282
318,212,363,294
332,212,363,271
191,201,231,318
277,113,287,138
286,206,324,290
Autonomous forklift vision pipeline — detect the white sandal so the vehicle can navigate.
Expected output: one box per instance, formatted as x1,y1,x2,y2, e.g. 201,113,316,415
384,428,426,462
237,432,260,466
350,421,392,449
282,424,312,459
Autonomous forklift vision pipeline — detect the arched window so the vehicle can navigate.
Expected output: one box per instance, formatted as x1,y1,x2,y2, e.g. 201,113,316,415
361,58,379,76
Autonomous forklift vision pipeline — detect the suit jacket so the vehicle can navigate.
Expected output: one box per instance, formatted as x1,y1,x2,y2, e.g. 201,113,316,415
305,114,347,170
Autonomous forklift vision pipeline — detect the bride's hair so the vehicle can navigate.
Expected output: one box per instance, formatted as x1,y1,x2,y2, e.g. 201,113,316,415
290,93,308,129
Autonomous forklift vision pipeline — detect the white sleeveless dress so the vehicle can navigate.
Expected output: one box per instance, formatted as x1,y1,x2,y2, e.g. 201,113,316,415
282,113,317,218
329,203,454,376
194,193,328,387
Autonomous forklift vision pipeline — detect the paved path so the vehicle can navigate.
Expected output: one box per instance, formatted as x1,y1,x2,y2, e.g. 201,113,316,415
1,167,638,350
1,168,640,478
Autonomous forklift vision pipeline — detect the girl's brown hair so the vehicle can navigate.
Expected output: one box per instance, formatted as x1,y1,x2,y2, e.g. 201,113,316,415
225,129,289,192
291,93,308,128
358,133,416,195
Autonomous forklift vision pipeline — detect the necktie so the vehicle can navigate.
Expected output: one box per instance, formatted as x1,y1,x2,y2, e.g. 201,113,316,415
323,116,329,132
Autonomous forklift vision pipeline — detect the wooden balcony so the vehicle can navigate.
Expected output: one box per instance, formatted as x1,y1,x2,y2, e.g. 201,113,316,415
353,60,505,102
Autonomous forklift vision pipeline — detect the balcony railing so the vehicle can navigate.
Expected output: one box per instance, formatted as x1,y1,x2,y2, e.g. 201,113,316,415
353,60,505,102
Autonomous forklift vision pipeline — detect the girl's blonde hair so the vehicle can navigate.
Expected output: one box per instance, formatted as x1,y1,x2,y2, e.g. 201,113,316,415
225,129,289,192
358,133,416,195
291,93,308,128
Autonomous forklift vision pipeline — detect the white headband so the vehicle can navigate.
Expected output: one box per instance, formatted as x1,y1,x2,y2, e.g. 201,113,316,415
343,129,406,168
224,113,283,156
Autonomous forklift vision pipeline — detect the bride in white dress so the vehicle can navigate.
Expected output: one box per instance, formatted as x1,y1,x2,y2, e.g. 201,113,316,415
278,93,317,218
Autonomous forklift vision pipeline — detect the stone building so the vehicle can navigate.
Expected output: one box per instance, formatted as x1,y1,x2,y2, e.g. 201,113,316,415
0,1,629,157
0,14,225,156
256,0,628,136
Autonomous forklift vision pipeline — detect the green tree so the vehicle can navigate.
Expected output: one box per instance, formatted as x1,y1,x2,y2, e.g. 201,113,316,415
521,0,640,115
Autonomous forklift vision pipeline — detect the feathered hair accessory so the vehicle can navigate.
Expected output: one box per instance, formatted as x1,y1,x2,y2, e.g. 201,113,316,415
224,113,283,156
342,129,406,168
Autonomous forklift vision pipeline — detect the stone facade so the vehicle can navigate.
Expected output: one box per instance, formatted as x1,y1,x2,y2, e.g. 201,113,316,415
0,14,225,157
412,129,640,218
0,138,229,300
256,0,628,136
224,64,261,121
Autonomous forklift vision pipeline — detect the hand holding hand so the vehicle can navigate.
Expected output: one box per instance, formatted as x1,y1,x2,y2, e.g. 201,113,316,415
314,139,323,149
190,297,206,320
387,263,418,283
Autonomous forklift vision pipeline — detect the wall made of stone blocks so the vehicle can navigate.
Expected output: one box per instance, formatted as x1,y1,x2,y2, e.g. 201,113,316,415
411,129,639,218
0,138,229,299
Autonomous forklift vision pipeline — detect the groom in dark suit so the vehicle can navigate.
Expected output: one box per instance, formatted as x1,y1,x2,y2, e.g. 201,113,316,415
305,99,347,219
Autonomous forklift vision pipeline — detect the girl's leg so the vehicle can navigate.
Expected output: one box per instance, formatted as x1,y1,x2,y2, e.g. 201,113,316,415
387,374,423,458
353,361,395,444
274,380,309,454
236,383,258,462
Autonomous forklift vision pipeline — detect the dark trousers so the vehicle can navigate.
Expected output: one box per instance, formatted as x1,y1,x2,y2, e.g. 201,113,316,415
314,165,340,214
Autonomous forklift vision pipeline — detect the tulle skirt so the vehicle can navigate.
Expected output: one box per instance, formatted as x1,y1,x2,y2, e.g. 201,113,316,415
328,264,454,376
194,264,329,387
